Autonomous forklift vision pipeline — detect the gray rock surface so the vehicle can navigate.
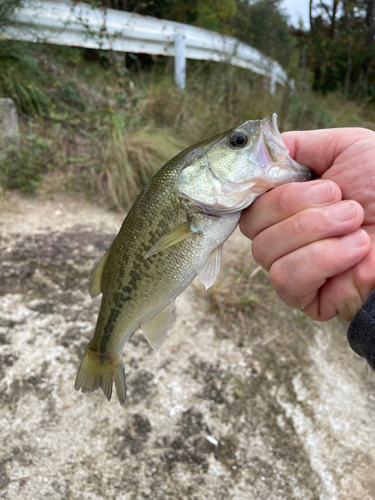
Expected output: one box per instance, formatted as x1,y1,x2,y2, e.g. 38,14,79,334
0,98,19,157
0,193,374,500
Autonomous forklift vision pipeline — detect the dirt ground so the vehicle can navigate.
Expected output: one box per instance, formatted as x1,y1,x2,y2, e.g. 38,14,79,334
0,192,375,500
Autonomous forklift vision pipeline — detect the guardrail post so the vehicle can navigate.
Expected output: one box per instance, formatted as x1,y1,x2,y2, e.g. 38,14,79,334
174,30,186,90
270,63,276,95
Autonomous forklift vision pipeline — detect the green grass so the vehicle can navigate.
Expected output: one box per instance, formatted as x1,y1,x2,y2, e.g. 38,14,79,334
0,135,50,193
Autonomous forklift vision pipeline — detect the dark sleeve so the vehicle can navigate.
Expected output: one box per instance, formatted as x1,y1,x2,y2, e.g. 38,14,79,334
347,289,375,370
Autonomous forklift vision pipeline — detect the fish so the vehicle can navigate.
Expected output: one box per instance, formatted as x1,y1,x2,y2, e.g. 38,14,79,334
75,113,312,405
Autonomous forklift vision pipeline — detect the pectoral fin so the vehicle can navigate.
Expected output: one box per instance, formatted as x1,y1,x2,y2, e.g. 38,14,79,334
144,221,194,259
141,301,175,351
198,245,223,290
89,244,112,298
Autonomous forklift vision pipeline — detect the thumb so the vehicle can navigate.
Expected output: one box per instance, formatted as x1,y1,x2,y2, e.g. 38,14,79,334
281,128,372,176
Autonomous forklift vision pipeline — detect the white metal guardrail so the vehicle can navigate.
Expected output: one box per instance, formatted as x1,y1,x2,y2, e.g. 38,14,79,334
1,1,288,92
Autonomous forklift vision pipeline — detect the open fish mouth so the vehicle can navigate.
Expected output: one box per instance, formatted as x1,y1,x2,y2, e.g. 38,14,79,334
179,113,314,215
259,113,313,181
255,113,312,179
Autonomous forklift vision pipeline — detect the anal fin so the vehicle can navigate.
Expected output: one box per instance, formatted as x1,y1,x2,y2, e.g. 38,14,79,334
141,300,175,351
89,244,112,298
198,245,223,290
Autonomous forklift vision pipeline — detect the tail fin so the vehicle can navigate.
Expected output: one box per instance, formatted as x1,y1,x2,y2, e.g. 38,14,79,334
74,343,127,405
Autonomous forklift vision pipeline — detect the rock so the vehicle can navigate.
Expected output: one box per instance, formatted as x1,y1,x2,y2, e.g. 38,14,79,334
0,98,19,158
0,194,375,500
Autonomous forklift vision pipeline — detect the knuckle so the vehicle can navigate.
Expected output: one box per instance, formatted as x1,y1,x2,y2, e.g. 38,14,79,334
293,209,321,236
304,242,324,268
294,208,339,243
291,215,305,235
251,236,268,268
273,184,295,214
239,214,254,240
269,260,289,295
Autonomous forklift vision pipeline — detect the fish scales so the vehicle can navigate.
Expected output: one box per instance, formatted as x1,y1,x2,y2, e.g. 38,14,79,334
75,114,313,405
96,146,231,350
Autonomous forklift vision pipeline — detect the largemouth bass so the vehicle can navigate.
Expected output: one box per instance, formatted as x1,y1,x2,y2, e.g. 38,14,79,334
75,114,312,405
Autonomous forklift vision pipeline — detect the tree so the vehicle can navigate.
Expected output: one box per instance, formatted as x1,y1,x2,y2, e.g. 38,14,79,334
306,0,375,97
233,0,295,68
106,0,237,34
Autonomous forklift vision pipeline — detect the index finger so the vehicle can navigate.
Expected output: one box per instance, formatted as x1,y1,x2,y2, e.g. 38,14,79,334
239,180,341,240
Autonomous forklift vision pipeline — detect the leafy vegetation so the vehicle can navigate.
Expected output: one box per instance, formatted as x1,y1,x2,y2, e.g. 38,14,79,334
91,0,295,67
233,0,295,69
106,0,375,99
300,0,375,98
1,136,50,193
0,0,23,30
0,45,50,115
1,0,375,206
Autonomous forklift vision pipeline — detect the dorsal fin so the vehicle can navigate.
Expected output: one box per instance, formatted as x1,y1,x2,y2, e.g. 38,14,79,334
89,244,112,298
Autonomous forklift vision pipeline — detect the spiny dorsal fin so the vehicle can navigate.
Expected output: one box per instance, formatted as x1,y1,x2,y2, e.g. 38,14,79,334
144,221,193,259
89,244,112,298
141,300,175,351
198,245,223,290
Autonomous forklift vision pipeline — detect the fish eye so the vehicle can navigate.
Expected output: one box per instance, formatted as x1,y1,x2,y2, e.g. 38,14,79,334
229,130,248,148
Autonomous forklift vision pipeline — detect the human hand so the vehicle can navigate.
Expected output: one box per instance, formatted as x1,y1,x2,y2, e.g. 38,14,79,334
239,127,375,322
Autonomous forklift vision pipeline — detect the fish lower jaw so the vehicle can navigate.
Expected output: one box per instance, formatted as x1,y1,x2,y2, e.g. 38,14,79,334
185,193,259,216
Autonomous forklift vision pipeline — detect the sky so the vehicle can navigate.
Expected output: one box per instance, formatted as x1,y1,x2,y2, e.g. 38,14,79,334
281,0,310,28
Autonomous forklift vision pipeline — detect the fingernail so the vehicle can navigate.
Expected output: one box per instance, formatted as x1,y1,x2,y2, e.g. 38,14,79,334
307,182,334,204
326,202,356,222
341,230,367,248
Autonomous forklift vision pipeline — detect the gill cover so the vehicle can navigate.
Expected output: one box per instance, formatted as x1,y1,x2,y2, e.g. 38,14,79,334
178,113,312,214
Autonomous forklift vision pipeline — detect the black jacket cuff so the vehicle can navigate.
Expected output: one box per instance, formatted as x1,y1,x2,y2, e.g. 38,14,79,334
347,289,375,370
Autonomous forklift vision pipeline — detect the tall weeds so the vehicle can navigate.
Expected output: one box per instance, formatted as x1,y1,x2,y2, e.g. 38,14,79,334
99,113,184,210
0,63,48,115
